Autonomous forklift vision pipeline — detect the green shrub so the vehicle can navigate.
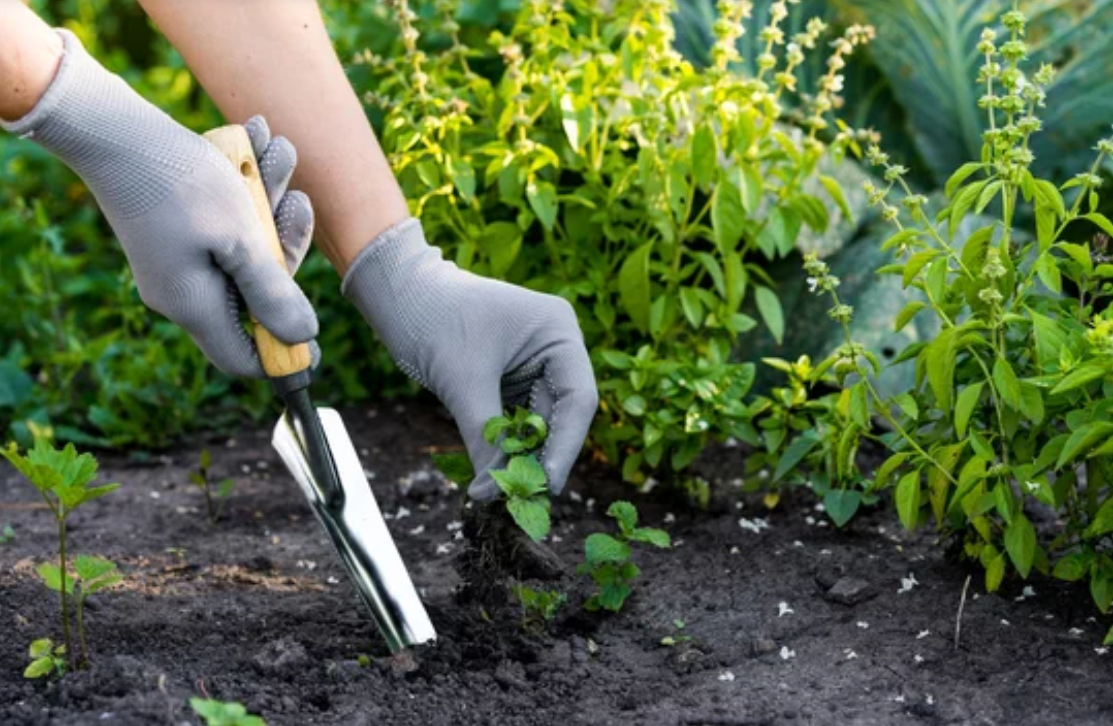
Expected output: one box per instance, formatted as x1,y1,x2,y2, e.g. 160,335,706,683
360,0,870,482
805,0,1113,630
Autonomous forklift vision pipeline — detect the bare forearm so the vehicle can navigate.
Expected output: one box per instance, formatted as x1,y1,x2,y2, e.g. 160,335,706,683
0,1,63,121
138,0,408,274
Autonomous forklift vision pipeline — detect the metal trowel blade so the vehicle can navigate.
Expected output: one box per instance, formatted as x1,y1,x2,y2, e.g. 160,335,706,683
271,407,436,652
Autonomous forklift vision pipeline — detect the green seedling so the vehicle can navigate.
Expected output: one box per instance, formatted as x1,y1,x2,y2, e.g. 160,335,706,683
190,697,266,726
660,619,692,647
0,523,14,543
512,584,566,631
24,638,66,679
189,449,236,524
2,439,119,669
37,555,123,668
431,407,553,542
579,501,670,612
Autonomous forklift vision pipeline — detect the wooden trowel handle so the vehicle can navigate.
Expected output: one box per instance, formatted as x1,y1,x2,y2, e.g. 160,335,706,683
204,125,312,379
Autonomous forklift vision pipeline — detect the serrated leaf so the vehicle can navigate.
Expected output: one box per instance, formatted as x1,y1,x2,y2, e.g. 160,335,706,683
607,501,638,535
507,498,551,542
585,533,631,565
629,527,671,548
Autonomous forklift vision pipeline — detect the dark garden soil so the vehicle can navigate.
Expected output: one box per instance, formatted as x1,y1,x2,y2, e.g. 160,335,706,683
2,399,1112,726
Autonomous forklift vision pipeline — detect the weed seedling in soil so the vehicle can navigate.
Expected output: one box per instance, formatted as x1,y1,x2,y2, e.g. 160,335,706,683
23,639,66,679
660,619,692,647
189,449,236,524
580,501,670,612
1,439,120,669
0,523,14,543
512,584,566,631
190,697,266,726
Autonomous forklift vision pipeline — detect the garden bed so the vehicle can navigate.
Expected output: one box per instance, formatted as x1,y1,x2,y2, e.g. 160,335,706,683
1,399,1110,726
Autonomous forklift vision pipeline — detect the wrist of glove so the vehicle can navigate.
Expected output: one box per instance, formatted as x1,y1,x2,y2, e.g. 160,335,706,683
341,219,598,500
1,30,317,378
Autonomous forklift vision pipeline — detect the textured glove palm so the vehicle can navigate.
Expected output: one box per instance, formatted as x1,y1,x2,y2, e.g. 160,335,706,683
342,219,598,500
0,31,316,378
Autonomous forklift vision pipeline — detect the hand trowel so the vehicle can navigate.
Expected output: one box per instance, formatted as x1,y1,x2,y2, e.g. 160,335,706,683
204,124,436,653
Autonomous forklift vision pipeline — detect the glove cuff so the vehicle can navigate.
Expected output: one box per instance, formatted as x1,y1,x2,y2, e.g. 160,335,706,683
341,218,447,384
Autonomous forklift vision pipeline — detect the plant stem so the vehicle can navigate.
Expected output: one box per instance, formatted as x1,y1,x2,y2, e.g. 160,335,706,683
76,595,89,669
57,515,73,663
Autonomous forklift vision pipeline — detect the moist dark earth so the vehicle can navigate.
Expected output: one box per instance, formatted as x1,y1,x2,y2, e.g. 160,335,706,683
1,400,1111,726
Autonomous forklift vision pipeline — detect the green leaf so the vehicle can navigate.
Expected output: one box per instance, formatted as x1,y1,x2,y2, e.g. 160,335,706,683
680,287,704,328
712,178,747,254
873,452,910,491
773,433,819,482
478,222,523,278
691,124,717,187
896,469,921,531
824,489,862,528
431,452,475,486
74,555,116,582
954,382,983,438
594,580,633,612
1092,569,1113,615
1017,382,1045,425
1085,212,1113,238
926,328,957,413
585,533,631,565
985,552,1006,593
902,249,941,287
992,358,1021,411
945,162,986,198
1053,552,1090,581
629,527,671,548
1051,361,1107,395
1057,422,1113,468
24,658,55,680
1004,514,1036,578
36,563,72,594
618,242,653,333
1085,498,1113,539
607,500,638,535
754,287,784,344
526,180,558,230
894,301,926,332
622,395,647,416
28,639,53,659
820,175,854,223
507,498,551,542
892,392,917,421
482,416,511,445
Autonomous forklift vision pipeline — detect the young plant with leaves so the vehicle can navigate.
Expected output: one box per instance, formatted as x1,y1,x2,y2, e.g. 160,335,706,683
433,407,553,541
2,439,119,669
23,638,66,680
512,584,567,631
579,501,670,612
820,1,1113,625
189,449,236,524
365,0,872,483
190,698,266,726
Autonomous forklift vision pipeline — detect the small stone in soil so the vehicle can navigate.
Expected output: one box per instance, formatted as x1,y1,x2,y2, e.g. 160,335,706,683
824,577,876,606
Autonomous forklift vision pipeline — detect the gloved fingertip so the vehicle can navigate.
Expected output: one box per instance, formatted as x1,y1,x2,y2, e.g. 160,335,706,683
244,115,270,158
467,475,501,502
309,340,323,370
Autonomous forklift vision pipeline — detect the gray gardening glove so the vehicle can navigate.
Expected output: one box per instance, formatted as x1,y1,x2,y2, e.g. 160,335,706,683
342,219,598,501
0,30,316,378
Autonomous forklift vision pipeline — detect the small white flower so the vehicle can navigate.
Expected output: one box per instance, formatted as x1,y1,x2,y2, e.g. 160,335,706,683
779,646,796,660
916,630,930,639
778,602,794,617
807,277,819,292
718,671,736,682
1025,480,1040,493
